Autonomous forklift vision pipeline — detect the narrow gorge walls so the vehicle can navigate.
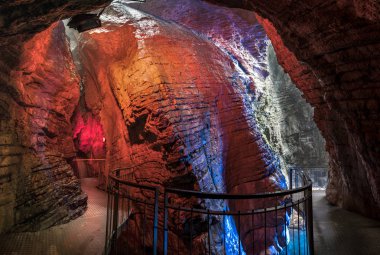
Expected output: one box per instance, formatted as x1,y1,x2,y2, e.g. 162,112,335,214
0,1,377,252
130,0,328,173
0,22,86,233
69,2,288,253
255,45,328,171
210,0,380,218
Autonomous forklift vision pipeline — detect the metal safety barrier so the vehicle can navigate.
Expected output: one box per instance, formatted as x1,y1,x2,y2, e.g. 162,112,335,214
104,163,313,255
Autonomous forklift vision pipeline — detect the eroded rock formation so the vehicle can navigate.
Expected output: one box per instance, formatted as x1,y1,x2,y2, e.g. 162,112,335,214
71,3,287,253
255,45,328,170
130,0,328,175
0,22,86,233
209,0,380,218
0,0,378,249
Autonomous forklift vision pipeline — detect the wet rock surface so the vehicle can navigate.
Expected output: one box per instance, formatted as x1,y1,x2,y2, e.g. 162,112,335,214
0,0,378,249
133,0,328,181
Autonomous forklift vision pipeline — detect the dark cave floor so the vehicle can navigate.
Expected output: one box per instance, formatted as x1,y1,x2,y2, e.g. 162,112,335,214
0,178,107,255
313,191,380,255
0,185,379,254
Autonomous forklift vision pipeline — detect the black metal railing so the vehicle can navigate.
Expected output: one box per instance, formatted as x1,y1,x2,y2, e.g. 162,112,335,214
104,163,313,255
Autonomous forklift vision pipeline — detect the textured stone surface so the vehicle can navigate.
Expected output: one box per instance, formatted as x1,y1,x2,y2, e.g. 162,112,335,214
209,0,380,219
0,0,378,246
255,44,328,169
133,0,328,177
0,0,112,46
70,2,287,253
0,22,86,233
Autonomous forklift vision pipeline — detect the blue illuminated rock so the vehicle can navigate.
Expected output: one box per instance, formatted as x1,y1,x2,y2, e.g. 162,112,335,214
73,1,289,253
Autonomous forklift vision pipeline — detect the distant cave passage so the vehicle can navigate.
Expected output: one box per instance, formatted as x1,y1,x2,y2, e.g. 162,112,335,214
71,110,106,179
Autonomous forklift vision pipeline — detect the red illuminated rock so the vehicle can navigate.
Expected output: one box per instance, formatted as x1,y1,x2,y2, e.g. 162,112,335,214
0,0,379,223
72,110,106,158
0,0,378,248
74,4,287,253
0,22,86,232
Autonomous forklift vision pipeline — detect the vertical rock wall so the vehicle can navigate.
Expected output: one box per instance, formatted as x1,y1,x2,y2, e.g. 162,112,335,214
0,22,86,233
209,0,380,219
71,3,287,253
129,0,328,172
257,14,380,218
254,44,328,169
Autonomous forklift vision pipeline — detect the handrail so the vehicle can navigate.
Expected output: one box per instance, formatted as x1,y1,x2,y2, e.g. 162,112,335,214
105,164,314,255
108,167,312,199
108,161,165,191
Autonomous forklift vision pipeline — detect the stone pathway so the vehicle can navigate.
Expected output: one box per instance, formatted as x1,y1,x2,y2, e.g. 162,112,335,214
1,184,380,255
0,178,107,255
313,191,380,255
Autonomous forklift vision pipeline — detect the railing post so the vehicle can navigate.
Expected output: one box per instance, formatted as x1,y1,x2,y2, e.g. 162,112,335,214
290,167,293,204
153,188,159,255
307,186,314,255
104,181,111,255
163,191,169,255
111,169,120,252
104,167,314,255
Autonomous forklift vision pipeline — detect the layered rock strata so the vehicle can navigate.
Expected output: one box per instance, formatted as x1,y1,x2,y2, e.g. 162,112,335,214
129,0,328,172
72,3,287,254
0,0,379,222
255,45,328,170
210,0,380,218
0,22,86,233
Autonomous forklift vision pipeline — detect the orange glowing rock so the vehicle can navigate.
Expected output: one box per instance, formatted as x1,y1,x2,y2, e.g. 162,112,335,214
74,4,287,253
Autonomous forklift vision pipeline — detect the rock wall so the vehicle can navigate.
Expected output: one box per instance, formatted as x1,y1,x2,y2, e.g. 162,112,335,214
0,22,86,233
0,0,112,46
129,0,328,173
0,0,378,223
255,44,328,169
71,3,287,253
210,0,380,218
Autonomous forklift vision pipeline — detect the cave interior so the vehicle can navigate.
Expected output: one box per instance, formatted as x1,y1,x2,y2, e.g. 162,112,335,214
0,0,379,254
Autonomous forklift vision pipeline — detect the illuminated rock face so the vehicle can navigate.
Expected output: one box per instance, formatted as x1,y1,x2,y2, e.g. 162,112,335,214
0,0,379,223
73,3,287,253
0,0,377,250
255,45,328,170
256,14,380,218
0,22,86,233
130,0,328,172
210,0,380,219
72,110,106,158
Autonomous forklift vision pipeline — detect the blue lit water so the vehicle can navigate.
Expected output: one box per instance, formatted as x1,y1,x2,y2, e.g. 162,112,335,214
223,217,309,255
224,212,247,255
280,229,309,255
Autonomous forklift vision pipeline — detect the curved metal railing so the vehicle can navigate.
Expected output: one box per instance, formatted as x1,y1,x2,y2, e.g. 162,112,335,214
104,163,313,255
